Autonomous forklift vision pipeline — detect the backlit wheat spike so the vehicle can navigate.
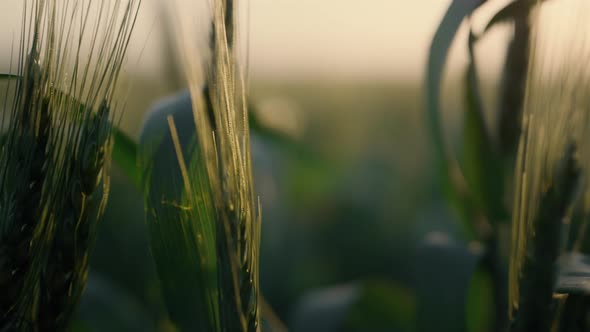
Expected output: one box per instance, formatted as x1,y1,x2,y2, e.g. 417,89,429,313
508,0,590,330
206,1,261,331
169,0,261,330
0,0,140,329
0,2,55,326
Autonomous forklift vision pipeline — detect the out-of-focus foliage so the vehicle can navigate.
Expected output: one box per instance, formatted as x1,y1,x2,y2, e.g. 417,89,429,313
414,232,486,332
5,0,588,330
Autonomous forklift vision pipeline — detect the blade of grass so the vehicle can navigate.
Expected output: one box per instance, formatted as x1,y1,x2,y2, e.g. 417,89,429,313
463,28,505,224
426,0,484,239
479,0,536,37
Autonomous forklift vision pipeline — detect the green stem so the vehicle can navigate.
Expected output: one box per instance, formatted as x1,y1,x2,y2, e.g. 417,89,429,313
483,232,508,332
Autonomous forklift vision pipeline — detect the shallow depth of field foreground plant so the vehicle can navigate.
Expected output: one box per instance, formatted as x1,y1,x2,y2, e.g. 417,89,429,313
508,1,590,330
139,0,261,331
7,0,590,331
427,0,590,331
0,0,140,329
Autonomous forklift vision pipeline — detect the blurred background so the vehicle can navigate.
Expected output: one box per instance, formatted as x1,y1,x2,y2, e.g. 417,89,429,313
0,0,527,331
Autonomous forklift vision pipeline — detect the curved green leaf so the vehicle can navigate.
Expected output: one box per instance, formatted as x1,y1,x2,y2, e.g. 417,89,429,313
425,0,484,239
462,29,505,223
479,0,534,38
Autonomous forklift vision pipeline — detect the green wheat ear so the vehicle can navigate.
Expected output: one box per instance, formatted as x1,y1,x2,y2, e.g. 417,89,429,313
0,0,140,329
140,0,261,331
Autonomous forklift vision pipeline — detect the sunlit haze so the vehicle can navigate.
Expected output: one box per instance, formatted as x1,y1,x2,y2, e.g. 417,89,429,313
0,0,514,81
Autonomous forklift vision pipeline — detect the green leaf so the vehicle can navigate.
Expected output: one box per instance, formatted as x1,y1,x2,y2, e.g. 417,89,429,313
478,0,535,38
425,0,484,239
466,268,494,332
415,232,484,332
462,30,505,223
138,90,219,331
112,128,140,189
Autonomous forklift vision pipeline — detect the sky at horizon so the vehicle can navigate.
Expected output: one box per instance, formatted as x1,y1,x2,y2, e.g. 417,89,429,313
0,1,523,82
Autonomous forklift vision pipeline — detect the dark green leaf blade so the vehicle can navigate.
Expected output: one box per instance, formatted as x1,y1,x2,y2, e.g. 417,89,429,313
480,0,534,37
462,30,505,223
425,0,484,239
